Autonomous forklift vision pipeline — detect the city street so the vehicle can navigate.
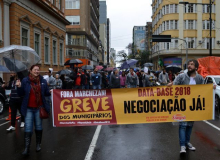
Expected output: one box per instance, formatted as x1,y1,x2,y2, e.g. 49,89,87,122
0,106,219,160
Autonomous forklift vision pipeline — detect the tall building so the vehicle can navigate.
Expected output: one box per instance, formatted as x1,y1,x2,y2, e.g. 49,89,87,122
109,48,116,67
146,22,152,52
0,0,69,74
107,18,111,65
133,26,146,54
99,0,107,65
151,0,220,70
65,0,100,66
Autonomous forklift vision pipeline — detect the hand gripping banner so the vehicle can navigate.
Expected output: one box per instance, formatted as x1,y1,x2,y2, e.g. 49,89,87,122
52,84,214,127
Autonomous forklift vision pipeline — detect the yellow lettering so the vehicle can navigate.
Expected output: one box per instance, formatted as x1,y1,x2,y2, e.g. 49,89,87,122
60,99,72,113
83,98,91,112
91,98,100,111
101,97,110,110
72,99,82,113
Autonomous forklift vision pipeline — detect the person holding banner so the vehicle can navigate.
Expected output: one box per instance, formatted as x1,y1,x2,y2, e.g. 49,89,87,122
125,68,139,88
16,65,51,156
91,68,102,89
168,59,204,154
159,69,170,85
110,69,120,88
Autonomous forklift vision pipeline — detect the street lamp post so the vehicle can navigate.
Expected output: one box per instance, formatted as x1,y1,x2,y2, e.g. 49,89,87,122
179,0,215,56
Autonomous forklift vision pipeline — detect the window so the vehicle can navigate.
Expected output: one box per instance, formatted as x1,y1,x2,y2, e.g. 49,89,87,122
44,37,49,63
66,16,80,25
52,0,56,6
59,0,62,10
170,5,173,13
170,20,173,29
174,4,178,13
188,38,194,48
21,28,29,61
188,20,193,29
167,43,169,50
34,33,40,55
22,28,28,46
175,40,178,48
53,40,57,64
166,21,169,30
166,5,169,14
65,0,80,9
206,38,210,49
185,20,194,29
174,20,178,29
60,43,63,65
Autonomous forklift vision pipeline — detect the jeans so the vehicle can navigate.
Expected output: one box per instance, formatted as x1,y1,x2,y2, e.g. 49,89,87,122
25,108,42,132
179,124,193,147
82,84,89,89
92,85,101,89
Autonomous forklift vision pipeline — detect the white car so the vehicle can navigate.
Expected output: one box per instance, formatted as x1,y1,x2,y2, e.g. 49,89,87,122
204,75,220,111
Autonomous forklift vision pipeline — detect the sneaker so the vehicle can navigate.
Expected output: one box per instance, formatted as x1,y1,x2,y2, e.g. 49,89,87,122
20,122,25,128
186,143,196,151
6,126,15,131
180,146,186,153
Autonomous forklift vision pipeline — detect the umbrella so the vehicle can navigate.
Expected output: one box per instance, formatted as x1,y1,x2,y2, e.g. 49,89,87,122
0,65,10,72
0,45,40,72
64,59,83,65
3,57,28,72
166,65,182,73
82,65,93,70
120,59,138,69
105,67,114,71
143,63,153,67
95,66,103,70
57,69,71,75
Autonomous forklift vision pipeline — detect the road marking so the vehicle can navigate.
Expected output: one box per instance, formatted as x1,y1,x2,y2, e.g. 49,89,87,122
203,120,220,132
0,121,10,127
84,125,102,160
0,117,8,120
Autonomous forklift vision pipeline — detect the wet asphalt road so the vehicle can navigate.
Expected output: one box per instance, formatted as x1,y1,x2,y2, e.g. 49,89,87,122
0,106,220,160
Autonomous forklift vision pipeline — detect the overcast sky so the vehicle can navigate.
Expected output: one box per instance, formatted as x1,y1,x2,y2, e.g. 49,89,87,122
106,0,152,54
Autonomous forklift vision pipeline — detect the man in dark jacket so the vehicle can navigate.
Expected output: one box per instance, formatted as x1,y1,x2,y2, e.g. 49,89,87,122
110,69,120,88
4,73,25,131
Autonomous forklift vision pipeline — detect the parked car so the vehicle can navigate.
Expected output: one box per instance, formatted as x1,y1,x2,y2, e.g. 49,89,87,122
204,75,220,111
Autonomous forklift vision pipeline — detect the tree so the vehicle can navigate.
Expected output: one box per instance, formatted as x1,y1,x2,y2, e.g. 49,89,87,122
116,50,128,63
135,50,150,67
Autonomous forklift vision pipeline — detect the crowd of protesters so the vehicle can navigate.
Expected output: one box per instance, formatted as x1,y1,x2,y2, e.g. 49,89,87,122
0,59,217,156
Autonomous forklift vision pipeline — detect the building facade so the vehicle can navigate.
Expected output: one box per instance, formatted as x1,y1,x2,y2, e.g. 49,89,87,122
107,18,111,65
146,22,152,52
0,0,69,73
152,0,220,70
99,0,107,65
65,0,100,66
133,26,146,54
109,48,116,67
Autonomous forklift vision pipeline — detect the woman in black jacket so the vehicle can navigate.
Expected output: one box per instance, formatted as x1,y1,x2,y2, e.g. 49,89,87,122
110,69,120,88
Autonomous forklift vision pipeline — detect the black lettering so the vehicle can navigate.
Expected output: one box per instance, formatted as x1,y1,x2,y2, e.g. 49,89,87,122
137,100,143,113
167,99,173,114
174,99,180,111
150,100,156,113
124,101,131,114
180,99,186,111
161,99,167,112
144,100,150,113
131,101,136,113
196,98,202,110
190,98,195,111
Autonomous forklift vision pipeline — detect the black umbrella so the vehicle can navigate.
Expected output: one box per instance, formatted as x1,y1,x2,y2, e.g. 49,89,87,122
166,65,182,73
3,57,28,72
64,59,83,66
82,65,93,70
57,69,71,75
144,63,153,67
